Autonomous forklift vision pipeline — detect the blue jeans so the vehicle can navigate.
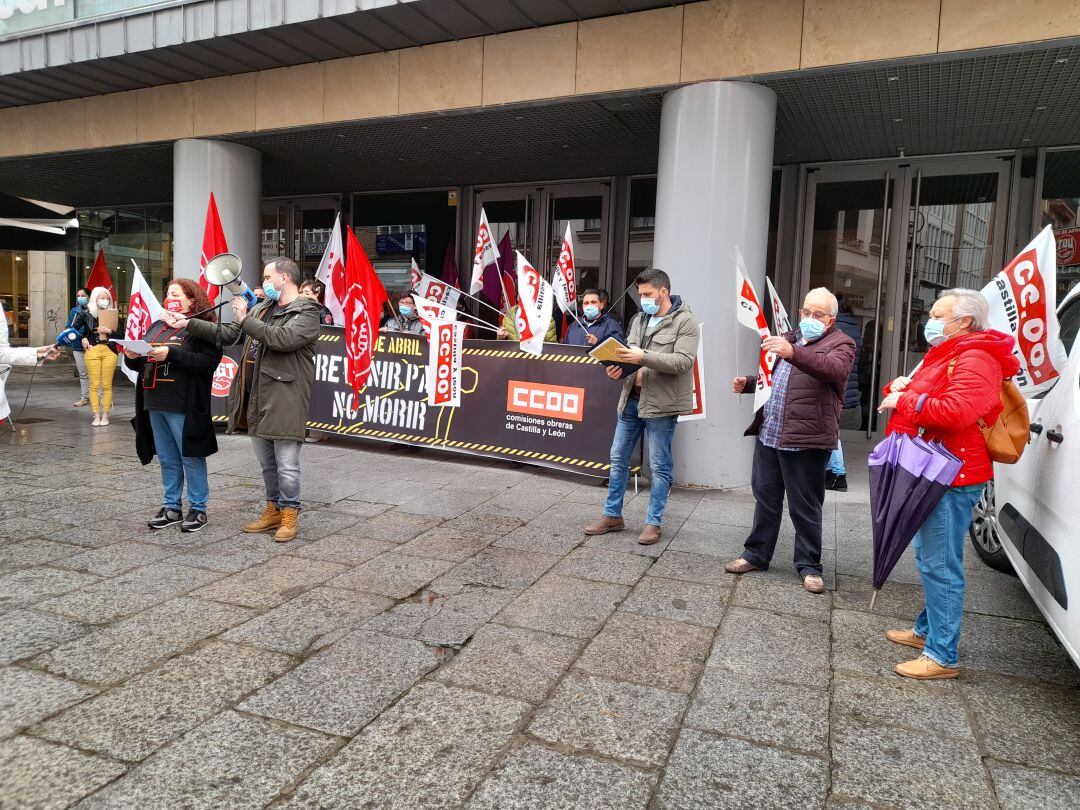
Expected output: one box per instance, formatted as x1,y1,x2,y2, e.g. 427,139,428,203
604,396,678,526
827,439,846,476
251,437,303,511
149,410,209,512
912,483,984,667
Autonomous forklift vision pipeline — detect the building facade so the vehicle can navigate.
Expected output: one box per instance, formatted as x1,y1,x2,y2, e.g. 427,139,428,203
2,0,1079,486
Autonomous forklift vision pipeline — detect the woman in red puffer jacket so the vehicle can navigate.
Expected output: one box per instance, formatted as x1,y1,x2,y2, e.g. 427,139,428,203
877,288,1020,682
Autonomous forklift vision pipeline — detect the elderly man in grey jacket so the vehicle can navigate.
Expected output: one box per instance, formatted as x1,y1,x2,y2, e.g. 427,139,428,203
585,268,700,545
165,257,321,542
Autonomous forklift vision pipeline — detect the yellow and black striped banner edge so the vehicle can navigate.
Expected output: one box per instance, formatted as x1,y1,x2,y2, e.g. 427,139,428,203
317,332,597,364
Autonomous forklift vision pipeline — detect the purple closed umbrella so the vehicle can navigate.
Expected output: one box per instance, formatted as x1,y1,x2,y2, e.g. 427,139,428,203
867,432,963,608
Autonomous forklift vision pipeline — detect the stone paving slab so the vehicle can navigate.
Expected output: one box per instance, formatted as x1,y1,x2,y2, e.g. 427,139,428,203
0,666,97,739
0,539,85,572
495,574,629,639
33,561,225,624
686,667,828,755
34,641,293,762
831,671,974,741
33,596,255,685
0,608,92,665
620,574,728,627
327,551,455,599
551,547,653,586
78,711,337,810
0,566,101,611
223,586,392,655
190,555,348,610
831,718,996,809
467,742,656,810
0,736,125,809
710,606,831,689
656,730,829,809
285,681,528,809
238,630,441,736
56,541,177,577
575,611,713,694
987,761,1080,810
364,584,517,648
528,673,688,767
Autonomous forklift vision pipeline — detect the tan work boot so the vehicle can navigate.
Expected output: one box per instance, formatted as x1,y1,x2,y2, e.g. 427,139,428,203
638,524,662,545
274,508,300,543
584,516,625,536
244,501,281,534
895,655,959,680
885,629,925,650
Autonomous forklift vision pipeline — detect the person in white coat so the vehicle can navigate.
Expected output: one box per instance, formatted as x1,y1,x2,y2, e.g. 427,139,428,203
0,344,61,423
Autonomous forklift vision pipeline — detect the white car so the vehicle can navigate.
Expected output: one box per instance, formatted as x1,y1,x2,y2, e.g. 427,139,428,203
970,282,1080,667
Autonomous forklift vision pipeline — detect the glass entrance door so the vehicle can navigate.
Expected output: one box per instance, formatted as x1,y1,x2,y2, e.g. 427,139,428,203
801,157,1012,437
540,182,611,297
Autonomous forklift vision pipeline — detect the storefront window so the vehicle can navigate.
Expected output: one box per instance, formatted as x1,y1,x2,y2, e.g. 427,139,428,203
74,206,173,312
352,191,458,296
0,250,30,343
1039,149,1080,300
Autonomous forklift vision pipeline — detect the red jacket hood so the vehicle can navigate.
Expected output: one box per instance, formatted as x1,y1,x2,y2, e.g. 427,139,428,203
923,328,1020,378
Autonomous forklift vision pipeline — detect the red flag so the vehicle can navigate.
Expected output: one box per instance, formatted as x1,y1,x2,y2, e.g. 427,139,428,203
199,193,229,306
85,249,115,301
343,225,389,396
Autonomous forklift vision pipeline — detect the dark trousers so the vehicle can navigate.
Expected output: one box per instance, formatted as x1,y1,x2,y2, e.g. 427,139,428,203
742,440,830,576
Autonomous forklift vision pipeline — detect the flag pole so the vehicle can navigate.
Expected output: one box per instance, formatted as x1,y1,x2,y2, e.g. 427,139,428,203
460,287,510,323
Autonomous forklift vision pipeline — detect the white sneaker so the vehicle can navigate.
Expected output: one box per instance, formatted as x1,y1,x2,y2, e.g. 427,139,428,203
100,414,110,426
91,415,101,426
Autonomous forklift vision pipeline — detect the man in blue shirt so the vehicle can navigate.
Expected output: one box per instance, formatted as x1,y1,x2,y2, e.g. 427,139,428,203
563,289,626,347
67,288,90,406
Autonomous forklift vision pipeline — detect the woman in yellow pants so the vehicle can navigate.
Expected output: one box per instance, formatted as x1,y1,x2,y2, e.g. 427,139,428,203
75,286,121,426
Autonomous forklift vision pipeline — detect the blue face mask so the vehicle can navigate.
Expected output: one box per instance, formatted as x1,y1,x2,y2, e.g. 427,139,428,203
923,316,961,347
583,305,600,320
640,297,660,316
399,305,413,318
799,318,826,341
262,279,281,301
77,297,88,306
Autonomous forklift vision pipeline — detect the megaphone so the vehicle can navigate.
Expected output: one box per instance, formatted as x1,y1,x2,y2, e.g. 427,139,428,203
204,253,258,308
55,327,82,347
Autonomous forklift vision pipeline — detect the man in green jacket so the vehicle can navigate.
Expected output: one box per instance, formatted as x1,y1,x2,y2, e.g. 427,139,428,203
585,268,699,545
164,257,321,542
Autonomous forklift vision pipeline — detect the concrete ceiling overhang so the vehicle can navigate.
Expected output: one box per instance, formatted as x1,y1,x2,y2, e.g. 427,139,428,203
0,0,693,108
2,41,1080,209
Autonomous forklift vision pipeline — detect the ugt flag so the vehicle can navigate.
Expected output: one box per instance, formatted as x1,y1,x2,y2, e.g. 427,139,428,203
315,213,346,325
199,193,229,306
425,317,465,408
552,223,577,313
982,224,1069,395
765,276,792,334
735,255,775,412
343,224,388,395
470,208,500,296
515,251,554,357
120,261,165,384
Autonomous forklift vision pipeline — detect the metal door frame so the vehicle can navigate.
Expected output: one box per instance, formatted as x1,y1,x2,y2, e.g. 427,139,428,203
472,185,541,266
798,155,1013,437
539,180,613,290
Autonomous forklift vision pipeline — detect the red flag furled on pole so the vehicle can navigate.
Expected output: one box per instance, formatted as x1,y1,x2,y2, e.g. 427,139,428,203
199,193,229,306
343,225,389,396
85,249,116,301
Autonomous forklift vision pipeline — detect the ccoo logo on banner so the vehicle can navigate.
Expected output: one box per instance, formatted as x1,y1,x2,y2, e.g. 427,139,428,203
426,319,464,407
982,225,1069,394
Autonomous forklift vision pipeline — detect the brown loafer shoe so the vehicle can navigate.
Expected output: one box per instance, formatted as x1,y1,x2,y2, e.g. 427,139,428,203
895,655,959,680
638,524,662,545
885,629,925,650
724,557,760,575
802,574,826,594
584,516,625,536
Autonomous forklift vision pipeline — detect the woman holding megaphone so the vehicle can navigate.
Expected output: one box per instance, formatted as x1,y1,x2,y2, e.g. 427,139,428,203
125,278,223,534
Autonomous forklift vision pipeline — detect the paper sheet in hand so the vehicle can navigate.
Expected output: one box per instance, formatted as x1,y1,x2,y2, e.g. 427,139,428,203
111,339,153,356
588,336,641,377
98,308,119,331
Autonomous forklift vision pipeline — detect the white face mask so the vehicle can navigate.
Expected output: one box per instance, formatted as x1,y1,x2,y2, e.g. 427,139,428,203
97,300,111,310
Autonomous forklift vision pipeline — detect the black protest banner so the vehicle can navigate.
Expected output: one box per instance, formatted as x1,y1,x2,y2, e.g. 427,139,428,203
211,327,624,477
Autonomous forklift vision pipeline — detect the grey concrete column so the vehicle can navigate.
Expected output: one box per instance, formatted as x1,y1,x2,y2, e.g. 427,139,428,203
27,250,67,345
173,139,261,286
654,81,777,489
